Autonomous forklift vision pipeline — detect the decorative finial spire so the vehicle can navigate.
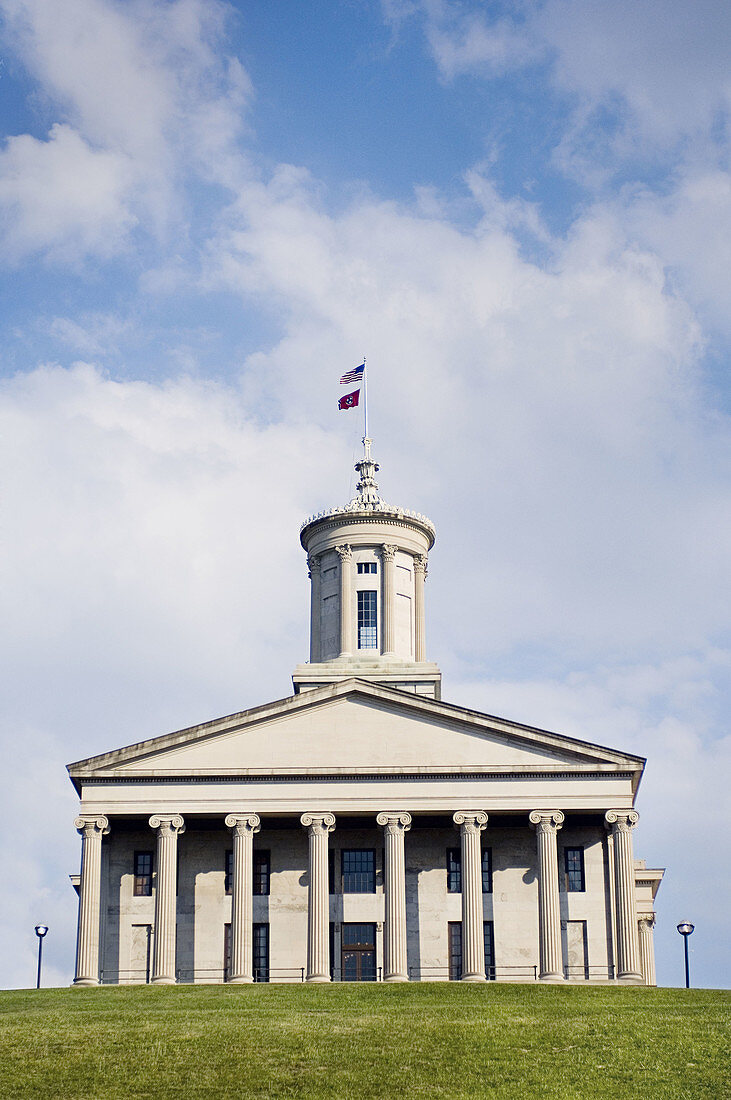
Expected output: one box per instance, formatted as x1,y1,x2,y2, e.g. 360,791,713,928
348,437,383,509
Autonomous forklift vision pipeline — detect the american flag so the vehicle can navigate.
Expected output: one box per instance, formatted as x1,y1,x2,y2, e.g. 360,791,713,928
339,362,365,385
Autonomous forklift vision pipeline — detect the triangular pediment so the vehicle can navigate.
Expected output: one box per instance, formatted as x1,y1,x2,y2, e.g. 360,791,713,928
68,680,644,788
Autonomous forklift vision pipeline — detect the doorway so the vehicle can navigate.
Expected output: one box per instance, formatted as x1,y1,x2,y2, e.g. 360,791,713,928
341,923,376,981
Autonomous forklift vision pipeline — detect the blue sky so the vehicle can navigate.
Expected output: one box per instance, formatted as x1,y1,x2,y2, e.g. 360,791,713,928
0,0,729,991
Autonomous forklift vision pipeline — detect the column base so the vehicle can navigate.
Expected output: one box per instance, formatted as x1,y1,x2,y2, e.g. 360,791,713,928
72,977,100,987
306,974,331,983
617,972,644,983
151,975,177,985
461,973,487,983
384,974,409,983
227,975,254,984
539,972,565,982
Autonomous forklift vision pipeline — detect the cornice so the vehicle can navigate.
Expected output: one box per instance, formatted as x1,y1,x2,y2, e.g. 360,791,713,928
78,769,638,785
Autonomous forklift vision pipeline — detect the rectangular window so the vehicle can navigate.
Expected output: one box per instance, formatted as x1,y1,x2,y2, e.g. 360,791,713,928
224,850,233,895
357,562,377,574
133,851,153,897
447,848,461,893
482,847,493,894
329,849,336,894
357,590,378,649
447,847,492,893
341,849,375,893
253,923,270,982
448,922,462,980
484,921,495,980
254,850,270,896
565,847,585,892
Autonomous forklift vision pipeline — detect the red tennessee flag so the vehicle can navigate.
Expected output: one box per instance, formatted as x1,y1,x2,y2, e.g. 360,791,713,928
338,389,360,411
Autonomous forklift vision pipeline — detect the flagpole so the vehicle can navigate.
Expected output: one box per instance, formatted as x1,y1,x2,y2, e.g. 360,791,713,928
363,357,368,448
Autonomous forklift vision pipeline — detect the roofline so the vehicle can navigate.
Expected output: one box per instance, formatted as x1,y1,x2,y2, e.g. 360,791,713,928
67,677,646,790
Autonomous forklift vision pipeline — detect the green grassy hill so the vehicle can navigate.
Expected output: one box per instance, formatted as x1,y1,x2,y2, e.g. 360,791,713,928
0,983,728,1099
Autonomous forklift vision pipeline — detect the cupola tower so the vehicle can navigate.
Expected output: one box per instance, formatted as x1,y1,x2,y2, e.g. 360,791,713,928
293,439,441,697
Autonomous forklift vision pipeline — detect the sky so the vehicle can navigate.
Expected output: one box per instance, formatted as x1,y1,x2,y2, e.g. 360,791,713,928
0,0,729,990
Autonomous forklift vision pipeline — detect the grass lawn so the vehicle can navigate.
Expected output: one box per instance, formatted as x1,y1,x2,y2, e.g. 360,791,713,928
0,983,728,1099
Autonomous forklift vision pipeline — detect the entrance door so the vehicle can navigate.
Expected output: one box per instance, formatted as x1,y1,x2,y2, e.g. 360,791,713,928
341,923,376,981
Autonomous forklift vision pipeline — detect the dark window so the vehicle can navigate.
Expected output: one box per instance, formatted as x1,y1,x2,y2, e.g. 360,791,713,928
224,850,233,895
342,923,376,981
448,922,462,980
133,851,153,897
254,850,270,896
253,923,269,982
329,849,336,894
342,849,375,893
565,847,585,892
447,848,461,893
357,562,377,574
482,847,493,894
448,847,492,893
484,921,495,980
224,923,231,981
357,590,378,649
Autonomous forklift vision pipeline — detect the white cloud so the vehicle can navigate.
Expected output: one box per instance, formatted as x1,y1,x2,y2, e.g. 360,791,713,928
0,124,136,261
0,0,251,259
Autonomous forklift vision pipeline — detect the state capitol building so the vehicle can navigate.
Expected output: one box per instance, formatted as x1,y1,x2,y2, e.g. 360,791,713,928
68,439,663,987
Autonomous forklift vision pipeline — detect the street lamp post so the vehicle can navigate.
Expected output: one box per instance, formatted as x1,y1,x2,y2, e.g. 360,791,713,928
34,925,48,989
676,921,694,989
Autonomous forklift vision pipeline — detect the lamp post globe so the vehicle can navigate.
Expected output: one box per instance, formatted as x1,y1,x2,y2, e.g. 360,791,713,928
676,921,695,988
34,924,49,989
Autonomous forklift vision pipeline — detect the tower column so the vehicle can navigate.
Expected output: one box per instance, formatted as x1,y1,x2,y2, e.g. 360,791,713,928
308,555,321,664
453,811,488,981
605,810,642,980
529,810,565,980
73,815,110,986
225,813,261,983
413,555,428,662
381,544,398,656
301,812,336,982
638,917,657,986
336,546,353,657
149,814,185,984
377,812,411,981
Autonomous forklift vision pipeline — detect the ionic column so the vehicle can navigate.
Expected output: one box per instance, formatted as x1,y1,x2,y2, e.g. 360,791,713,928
453,811,488,981
605,810,642,980
638,916,657,986
381,544,398,656
336,546,352,657
301,812,336,982
413,555,428,662
529,810,565,980
377,812,412,981
149,814,185,984
308,555,322,663
73,815,110,986
225,813,261,983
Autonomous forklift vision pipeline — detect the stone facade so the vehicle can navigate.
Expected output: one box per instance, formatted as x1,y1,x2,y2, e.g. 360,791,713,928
68,442,663,986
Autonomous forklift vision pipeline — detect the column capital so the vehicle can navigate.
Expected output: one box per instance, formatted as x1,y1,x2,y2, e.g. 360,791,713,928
605,809,639,832
377,811,412,833
74,815,110,837
301,812,336,836
225,813,261,836
149,814,185,835
335,544,352,563
638,915,656,931
380,544,398,562
453,810,488,834
529,809,565,833
307,553,321,577
413,554,428,577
